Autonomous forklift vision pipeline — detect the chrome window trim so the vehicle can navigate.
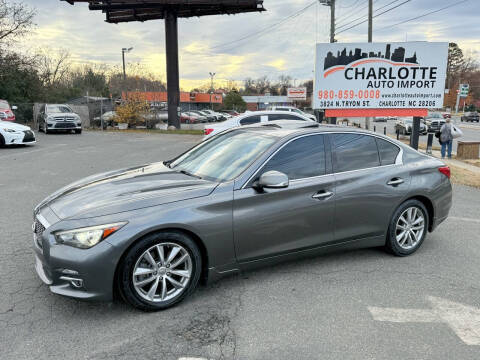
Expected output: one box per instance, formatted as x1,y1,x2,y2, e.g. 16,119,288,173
240,131,403,190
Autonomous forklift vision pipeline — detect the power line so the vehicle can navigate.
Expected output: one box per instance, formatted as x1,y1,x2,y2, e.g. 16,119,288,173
376,0,470,31
336,0,411,34
336,0,406,30
336,1,369,25
338,0,362,9
209,1,317,51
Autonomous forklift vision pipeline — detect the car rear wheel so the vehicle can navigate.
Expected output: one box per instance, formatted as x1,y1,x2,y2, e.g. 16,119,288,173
386,200,428,256
118,231,202,311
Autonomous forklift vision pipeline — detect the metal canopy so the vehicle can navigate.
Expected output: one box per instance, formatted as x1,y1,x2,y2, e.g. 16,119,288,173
62,0,265,23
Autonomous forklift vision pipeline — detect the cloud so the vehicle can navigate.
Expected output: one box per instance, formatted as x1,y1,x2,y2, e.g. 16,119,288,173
18,0,480,90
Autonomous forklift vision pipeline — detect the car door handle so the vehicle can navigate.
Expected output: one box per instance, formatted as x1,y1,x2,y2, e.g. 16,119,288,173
387,178,404,186
312,191,334,200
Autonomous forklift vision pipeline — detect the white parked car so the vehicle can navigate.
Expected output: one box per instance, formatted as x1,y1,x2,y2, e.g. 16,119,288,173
0,120,36,146
267,106,317,122
203,111,315,138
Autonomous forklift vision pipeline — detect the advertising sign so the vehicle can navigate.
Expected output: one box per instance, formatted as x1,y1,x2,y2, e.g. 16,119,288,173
314,42,448,109
287,87,307,100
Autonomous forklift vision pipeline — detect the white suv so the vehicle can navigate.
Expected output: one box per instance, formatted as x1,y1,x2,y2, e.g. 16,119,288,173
38,104,82,134
203,111,315,138
267,106,317,122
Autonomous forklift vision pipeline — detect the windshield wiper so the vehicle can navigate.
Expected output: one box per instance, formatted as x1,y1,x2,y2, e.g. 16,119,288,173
179,169,202,179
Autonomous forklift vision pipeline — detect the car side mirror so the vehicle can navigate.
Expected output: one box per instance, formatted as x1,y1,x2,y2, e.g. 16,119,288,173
255,171,289,190
11,106,17,110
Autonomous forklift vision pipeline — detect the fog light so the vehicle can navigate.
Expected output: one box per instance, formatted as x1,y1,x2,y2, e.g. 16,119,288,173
60,276,84,288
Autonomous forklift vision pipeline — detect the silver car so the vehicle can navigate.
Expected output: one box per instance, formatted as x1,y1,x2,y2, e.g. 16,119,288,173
38,104,82,134
33,123,452,310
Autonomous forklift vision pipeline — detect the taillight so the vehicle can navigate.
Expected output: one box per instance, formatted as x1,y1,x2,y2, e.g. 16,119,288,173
204,128,214,135
438,166,451,179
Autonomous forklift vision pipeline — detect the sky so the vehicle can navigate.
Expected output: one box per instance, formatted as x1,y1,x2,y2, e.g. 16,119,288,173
19,0,480,90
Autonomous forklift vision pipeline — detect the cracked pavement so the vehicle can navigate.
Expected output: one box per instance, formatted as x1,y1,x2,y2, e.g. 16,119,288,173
1,131,480,360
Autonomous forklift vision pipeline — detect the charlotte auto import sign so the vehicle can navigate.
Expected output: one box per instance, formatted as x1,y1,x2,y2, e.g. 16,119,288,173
314,42,448,110
287,87,307,100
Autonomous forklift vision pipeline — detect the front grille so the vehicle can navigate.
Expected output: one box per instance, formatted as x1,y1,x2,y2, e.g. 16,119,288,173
23,130,35,142
55,122,75,129
34,218,45,249
54,116,65,121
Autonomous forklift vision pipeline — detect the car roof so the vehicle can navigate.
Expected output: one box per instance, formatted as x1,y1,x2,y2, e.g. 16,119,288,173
241,121,387,137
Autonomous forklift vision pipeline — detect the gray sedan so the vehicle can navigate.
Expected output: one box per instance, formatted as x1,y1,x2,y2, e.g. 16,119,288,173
32,124,452,310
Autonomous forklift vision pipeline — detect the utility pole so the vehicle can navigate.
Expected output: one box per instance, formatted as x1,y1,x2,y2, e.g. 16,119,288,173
330,0,335,43
122,47,133,81
368,0,373,42
209,72,216,110
329,0,336,124
365,0,373,130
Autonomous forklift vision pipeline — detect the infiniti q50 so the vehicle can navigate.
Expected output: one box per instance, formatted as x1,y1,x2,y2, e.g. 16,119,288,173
32,123,452,310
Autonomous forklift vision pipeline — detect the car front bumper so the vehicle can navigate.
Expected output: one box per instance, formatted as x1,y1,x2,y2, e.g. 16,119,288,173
33,216,118,302
3,130,36,145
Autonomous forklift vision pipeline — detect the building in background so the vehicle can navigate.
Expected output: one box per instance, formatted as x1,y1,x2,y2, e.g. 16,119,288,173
242,95,294,111
122,91,223,111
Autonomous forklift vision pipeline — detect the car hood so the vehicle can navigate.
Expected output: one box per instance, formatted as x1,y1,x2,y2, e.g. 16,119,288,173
48,112,79,118
37,162,218,220
0,120,30,131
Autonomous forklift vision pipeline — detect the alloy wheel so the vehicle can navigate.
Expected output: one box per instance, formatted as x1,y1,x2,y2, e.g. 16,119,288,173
132,243,192,303
395,207,425,250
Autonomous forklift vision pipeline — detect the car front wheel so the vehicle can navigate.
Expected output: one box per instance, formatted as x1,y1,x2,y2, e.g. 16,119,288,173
386,200,428,256
118,231,202,311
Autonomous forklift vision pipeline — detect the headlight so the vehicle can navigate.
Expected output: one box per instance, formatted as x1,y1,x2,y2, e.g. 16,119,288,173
2,128,17,133
55,222,127,249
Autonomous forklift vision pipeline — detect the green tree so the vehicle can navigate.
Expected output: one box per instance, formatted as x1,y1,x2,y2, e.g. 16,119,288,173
223,91,246,112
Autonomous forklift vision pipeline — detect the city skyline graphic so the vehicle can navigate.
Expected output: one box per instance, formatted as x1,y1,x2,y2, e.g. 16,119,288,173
324,44,419,70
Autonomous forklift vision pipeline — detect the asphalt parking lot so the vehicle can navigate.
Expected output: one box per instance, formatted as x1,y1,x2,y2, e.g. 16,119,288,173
1,131,480,360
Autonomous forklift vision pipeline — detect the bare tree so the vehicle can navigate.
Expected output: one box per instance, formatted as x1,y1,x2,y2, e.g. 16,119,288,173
0,0,35,45
37,48,72,86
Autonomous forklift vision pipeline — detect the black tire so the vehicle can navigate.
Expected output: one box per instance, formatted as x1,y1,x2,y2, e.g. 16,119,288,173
118,231,202,311
385,199,429,256
0,133,4,147
75,129,82,134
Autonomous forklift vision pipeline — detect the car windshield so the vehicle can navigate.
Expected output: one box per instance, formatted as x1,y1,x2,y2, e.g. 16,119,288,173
48,105,72,113
168,130,277,182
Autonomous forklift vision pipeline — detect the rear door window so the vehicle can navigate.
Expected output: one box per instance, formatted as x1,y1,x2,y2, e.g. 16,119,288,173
376,138,400,165
332,134,380,173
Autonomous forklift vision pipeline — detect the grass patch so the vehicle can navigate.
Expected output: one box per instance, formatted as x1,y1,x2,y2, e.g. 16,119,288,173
448,163,480,188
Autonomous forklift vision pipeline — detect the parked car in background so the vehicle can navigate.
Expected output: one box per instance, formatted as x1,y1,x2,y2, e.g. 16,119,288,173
461,111,480,122
221,110,240,117
394,117,427,135
0,100,17,122
189,110,216,122
201,109,227,121
32,123,452,310
267,106,317,122
38,104,82,134
0,120,36,146
441,112,451,119
204,110,315,138
93,111,117,129
180,113,202,124
373,116,388,122
185,112,208,123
